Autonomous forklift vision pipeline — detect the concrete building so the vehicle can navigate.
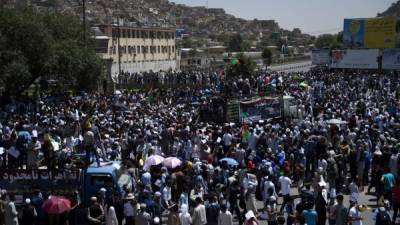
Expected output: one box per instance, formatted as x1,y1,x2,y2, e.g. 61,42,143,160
179,48,209,70
95,24,178,80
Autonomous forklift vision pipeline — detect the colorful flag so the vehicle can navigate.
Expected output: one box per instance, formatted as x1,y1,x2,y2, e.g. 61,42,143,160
230,58,240,65
241,122,250,143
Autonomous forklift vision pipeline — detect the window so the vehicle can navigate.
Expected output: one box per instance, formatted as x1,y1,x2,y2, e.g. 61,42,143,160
128,30,132,38
158,46,160,53
137,30,140,38
132,30,136,38
172,46,175,52
137,46,140,53
122,29,126,38
171,32,175,39
90,175,113,186
112,29,117,38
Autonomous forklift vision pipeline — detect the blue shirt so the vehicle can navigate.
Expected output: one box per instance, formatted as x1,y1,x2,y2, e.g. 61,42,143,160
303,209,318,225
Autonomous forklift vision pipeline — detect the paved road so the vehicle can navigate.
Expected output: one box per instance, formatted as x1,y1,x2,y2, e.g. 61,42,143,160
270,61,313,73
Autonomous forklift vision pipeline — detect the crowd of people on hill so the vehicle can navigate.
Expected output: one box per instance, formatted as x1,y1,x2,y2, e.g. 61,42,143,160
0,69,399,225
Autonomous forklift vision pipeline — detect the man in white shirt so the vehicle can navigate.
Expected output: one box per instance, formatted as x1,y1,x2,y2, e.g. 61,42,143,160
262,176,278,208
349,201,363,225
192,197,207,225
279,173,292,212
123,194,136,225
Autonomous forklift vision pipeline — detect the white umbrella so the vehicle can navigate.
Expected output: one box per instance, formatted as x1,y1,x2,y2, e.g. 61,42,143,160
326,118,348,125
162,157,182,169
143,155,165,171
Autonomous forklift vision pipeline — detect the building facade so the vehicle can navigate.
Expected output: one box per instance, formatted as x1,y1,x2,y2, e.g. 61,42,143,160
96,24,178,80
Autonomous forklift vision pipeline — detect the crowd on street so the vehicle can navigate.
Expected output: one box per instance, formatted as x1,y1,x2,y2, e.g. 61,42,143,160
0,69,399,225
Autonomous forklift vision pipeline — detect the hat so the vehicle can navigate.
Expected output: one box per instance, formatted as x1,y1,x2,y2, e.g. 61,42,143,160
245,210,256,220
90,196,97,202
25,198,31,204
153,217,160,224
125,193,135,200
100,188,106,193
32,130,38,138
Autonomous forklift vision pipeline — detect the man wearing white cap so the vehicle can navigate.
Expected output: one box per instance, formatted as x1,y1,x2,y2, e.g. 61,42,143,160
20,199,37,225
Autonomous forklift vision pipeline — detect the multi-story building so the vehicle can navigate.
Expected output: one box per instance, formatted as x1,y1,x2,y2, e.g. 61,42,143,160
95,24,178,80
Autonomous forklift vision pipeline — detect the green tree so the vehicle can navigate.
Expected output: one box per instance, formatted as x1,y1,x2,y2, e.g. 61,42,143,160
315,34,335,48
225,53,256,79
262,48,272,67
0,7,103,96
227,34,244,52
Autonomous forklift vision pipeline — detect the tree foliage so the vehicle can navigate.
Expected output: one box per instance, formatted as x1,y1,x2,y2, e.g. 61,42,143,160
315,33,342,49
225,53,256,79
261,48,272,66
227,34,244,52
0,8,104,96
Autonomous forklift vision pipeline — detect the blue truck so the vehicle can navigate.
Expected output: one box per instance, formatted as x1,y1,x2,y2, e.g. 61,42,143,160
0,161,131,205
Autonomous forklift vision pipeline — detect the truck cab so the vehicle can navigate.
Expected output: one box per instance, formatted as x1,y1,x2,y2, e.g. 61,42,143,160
82,161,130,204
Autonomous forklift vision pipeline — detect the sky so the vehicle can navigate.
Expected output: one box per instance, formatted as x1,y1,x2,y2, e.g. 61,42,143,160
170,0,397,35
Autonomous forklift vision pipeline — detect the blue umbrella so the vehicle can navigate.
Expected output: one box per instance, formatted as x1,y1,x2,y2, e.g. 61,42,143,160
219,157,239,166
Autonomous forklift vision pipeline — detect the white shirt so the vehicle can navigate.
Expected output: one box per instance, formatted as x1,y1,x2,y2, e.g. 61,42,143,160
179,212,192,225
218,211,233,225
223,133,232,146
163,186,172,201
349,206,362,225
263,180,277,200
279,176,292,195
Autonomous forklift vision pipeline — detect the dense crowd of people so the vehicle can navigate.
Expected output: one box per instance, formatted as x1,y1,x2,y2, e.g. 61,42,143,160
0,69,399,225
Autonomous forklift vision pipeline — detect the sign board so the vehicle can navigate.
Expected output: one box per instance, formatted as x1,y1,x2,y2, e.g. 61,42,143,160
311,49,331,65
331,49,379,69
382,48,400,70
0,169,80,194
343,17,397,49
239,97,281,122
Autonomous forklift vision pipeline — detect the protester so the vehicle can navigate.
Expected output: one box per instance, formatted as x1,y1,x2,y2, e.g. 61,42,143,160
5,194,18,225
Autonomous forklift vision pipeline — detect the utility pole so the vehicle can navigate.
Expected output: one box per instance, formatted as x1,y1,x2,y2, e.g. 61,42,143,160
117,16,122,87
82,0,86,47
